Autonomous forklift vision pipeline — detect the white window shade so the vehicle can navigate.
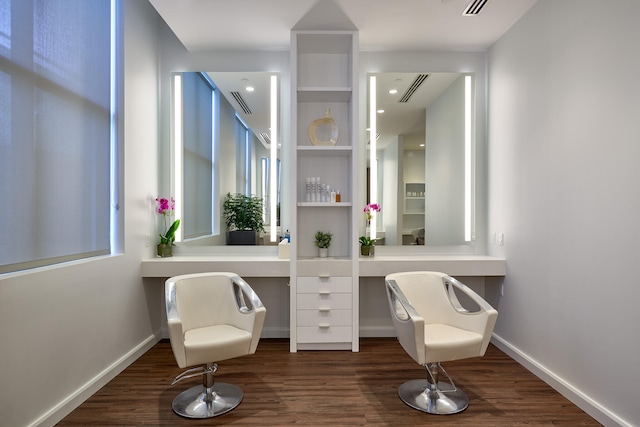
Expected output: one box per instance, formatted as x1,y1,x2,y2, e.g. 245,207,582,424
181,72,214,239
0,0,113,273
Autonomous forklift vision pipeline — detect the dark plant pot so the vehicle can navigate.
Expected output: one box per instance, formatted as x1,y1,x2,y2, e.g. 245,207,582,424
157,243,173,257
227,230,259,245
360,245,374,257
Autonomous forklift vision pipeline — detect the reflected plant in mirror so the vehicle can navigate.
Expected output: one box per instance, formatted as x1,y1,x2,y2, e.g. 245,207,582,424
367,72,476,248
223,192,264,245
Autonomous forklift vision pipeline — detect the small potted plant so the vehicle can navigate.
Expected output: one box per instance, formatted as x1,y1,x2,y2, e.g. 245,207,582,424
314,230,332,258
359,236,376,257
223,192,265,245
156,197,181,257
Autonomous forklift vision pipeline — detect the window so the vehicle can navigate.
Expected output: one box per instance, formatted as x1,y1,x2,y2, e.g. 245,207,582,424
180,72,215,239
0,0,117,273
235,115,251,195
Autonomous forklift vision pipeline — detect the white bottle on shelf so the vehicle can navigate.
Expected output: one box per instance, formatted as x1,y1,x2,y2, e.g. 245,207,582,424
310,177,317,202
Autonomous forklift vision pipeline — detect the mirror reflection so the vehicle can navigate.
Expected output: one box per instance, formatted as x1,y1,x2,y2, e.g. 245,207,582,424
367,72,475,247
174,71,281,246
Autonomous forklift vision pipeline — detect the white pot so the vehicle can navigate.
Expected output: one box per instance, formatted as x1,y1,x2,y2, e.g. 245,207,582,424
319,247,329,258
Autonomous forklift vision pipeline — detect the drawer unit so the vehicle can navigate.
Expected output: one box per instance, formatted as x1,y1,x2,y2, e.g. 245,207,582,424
296,308,352,326
295,276,353,346
297,293,352,310
297,276,352,293
297,325,353,343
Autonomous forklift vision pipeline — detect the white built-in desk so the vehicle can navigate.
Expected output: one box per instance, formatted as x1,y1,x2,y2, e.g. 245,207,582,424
141,254,505,278
141,255,289,278
358,255,505,277
141,253,505,341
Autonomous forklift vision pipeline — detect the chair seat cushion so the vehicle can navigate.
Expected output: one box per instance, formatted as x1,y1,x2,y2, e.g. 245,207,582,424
424,324,484,363
184,324,253,366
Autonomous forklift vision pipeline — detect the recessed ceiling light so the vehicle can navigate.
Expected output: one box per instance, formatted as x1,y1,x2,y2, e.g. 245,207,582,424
241,78,254,92
389,89,398,95
419,143,425,147
377,109,384,113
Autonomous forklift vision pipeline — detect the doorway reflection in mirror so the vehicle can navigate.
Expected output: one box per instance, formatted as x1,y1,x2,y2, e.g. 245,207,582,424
367,72,475,247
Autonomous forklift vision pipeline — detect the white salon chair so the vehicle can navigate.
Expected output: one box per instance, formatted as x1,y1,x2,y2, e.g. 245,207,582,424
385,271,497,414
165,272,266,418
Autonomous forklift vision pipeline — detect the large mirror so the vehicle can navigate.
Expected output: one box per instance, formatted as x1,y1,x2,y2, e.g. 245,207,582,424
172,71,282,246
367,72,475,247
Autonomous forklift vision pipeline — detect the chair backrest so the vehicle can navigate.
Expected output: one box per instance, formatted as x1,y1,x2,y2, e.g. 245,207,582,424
390,271,457,325
172,273,240,333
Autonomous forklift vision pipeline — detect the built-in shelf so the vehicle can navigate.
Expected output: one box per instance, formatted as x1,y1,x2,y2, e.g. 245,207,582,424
297,202,352,207
291,29,358,353
297,146,352,155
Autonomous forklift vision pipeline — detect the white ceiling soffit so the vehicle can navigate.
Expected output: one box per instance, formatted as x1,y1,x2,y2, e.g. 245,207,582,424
148,0,538,52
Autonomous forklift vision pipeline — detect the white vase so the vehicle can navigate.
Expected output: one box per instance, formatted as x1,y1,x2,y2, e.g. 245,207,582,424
319,247,328,258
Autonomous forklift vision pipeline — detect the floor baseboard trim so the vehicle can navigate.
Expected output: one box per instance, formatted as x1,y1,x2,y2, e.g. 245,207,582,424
491,334,630,427
359,326,396,337
31,332,162,427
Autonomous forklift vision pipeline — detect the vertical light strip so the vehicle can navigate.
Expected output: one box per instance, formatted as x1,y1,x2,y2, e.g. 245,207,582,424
464,75,472,242
269,75,278,242
109,0,118,253
369,76,377,240
173,74,183,242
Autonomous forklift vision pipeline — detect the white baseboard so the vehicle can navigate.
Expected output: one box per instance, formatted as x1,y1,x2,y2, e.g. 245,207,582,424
359,325,396,337
261,326,289,339
491,334,630,427
31,332,162,427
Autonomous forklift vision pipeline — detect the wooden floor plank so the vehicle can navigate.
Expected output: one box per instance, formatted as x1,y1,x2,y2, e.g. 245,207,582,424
57,338,601,426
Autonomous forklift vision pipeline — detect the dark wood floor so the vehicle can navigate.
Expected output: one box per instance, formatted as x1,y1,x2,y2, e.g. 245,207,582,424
58,338,600,426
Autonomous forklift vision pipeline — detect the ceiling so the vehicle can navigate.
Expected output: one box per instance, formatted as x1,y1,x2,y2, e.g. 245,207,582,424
150,0,538,148
148,0,538,52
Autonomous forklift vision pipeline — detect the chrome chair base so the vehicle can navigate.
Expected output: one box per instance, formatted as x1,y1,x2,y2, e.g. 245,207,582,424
398,379,469,415
172,383,243,418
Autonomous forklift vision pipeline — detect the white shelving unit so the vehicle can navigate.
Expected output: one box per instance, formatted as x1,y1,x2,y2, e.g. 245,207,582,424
404,182,425,214
290,30,359,352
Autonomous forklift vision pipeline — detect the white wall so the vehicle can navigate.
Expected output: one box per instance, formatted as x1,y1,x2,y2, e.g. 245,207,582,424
0,1,165,426
425,75,466,245
487,1,640,426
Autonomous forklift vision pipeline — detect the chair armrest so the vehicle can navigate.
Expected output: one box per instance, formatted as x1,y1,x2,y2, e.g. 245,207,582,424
230,274,265,312
386,279,426,365
443,275,498,355
230,275,266,354
444,275,496,314
165,279,186,368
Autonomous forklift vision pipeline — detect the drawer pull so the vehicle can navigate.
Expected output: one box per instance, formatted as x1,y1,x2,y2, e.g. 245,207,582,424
319,290,331,296
318,274,331,279
319,324,330,329
318,308,330,312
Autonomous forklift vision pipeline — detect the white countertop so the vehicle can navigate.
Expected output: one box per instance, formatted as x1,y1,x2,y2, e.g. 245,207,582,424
141,254,504,278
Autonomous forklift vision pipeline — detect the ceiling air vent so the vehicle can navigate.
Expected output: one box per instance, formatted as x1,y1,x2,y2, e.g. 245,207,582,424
230,91,252,114
399,74,429,103
259,132,271,145
463,0,489,16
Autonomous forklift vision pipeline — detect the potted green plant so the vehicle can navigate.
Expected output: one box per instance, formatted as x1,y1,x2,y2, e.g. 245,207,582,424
156,197,180,257
223,192,265,245
359,236,376,257
314,230,332,258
